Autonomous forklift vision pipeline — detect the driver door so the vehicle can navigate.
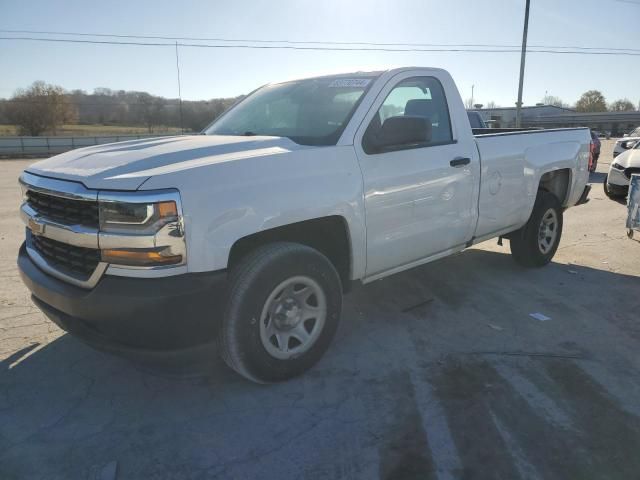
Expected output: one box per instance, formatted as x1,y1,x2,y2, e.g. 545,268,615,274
354,73,479,278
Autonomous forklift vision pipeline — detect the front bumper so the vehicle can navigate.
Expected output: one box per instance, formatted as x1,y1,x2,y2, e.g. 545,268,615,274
608,168,630,187
607,182,629,197
18,243,227,353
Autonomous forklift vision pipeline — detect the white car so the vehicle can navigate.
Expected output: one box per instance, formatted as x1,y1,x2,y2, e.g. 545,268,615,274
17,67,591,382
605,141,640,199
614,127,640,157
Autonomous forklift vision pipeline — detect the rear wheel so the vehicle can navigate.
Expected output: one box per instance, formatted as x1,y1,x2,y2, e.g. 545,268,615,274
509,191,563,267
218,242,342,383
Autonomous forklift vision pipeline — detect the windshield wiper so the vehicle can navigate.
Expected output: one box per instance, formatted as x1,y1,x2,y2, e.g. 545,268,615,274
242,131,257,136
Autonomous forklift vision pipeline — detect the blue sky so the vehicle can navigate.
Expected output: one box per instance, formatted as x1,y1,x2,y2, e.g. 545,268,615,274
1,0,638,108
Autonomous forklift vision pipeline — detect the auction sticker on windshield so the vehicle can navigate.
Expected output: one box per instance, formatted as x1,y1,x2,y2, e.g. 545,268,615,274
328,79,371,88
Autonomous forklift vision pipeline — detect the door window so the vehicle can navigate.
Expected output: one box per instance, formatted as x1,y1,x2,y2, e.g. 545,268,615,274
363,76,453,154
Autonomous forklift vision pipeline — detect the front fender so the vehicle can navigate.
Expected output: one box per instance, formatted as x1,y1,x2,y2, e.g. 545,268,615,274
141,146,367,279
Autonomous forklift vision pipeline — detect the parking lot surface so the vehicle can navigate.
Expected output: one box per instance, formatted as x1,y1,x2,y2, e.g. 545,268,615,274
1,140,639,479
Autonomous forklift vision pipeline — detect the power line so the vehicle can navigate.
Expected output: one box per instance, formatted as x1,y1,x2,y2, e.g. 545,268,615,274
1,35,640,56
1,28,639,53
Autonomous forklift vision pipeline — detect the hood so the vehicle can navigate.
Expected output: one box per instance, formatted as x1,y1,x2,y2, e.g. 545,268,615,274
616,136,640,145
26,135,303,190
614,147,640,168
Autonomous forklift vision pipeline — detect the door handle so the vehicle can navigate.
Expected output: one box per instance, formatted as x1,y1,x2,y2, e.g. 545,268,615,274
450,157,471,167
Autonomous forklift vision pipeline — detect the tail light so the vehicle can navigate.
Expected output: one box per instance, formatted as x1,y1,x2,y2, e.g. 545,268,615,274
588,141,594,170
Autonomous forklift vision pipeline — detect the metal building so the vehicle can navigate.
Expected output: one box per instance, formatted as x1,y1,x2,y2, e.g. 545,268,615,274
471,105,640,135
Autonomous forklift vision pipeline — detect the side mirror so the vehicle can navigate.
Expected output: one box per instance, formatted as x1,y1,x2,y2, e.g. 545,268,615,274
375,116,432,152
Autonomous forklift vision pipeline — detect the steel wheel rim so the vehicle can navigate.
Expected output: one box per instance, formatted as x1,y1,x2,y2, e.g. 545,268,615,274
538,208,558,254
259,275,327,360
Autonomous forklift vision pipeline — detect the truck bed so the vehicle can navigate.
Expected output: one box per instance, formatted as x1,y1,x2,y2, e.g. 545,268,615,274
472,127,591,241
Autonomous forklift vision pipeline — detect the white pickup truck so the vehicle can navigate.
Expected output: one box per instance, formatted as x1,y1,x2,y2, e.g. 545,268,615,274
18,67,591,382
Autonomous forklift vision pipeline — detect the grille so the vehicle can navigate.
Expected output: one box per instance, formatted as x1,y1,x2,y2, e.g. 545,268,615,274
30,234,101,279
26,190,99,228
625,167,640,180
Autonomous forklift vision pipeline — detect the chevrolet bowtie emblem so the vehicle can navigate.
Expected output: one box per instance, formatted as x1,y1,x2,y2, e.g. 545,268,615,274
28,217,46,236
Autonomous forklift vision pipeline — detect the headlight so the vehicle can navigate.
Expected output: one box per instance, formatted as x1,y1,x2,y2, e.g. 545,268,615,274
612,163,625,171
19,183,28,203
97,190,186,268
99,200,178,233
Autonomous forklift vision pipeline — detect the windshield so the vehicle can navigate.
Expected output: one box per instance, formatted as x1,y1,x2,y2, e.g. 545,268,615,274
204,76,376,146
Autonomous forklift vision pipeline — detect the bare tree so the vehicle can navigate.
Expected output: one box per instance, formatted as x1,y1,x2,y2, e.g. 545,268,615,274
575,90,607,112
464,98,474,109
609,98,635,112
486,101,497,109
6,81,77,136
1,81,245,134
135,93,166,133
541,94,566,108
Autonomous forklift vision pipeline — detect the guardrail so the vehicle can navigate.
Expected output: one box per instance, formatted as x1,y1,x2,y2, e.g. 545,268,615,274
0,134,180,157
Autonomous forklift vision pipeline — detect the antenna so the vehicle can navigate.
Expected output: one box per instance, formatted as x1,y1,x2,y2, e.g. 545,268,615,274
175,41,184,134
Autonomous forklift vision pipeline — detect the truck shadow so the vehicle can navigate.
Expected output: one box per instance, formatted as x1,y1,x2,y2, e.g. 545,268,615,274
589,171,606,183
2,249,640,478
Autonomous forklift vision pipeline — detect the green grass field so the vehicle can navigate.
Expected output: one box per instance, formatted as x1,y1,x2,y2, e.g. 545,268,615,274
0,124,185,136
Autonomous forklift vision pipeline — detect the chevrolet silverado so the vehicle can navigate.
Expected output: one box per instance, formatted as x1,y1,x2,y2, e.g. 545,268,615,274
18,67,591,382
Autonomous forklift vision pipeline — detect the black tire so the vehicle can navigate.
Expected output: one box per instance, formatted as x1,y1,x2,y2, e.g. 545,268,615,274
509,191,563,267
218,242,342,383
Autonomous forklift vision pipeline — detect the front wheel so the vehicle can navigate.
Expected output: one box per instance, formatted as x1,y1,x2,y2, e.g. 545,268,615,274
509,191,563,267
218,242,342,383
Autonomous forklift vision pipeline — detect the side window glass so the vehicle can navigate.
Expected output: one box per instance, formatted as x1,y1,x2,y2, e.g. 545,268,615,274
363,76,453,154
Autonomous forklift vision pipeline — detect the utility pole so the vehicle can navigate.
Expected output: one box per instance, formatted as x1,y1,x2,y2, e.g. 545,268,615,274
471,84,475,109
515,0,531,128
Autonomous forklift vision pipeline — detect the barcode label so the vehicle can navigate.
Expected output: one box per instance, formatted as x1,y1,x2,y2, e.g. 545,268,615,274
328,79,371,88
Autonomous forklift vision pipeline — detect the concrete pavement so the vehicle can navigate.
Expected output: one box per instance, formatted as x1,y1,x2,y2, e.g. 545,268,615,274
1,140,639,479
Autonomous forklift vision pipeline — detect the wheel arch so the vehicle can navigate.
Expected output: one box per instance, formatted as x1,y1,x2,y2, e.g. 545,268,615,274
228,216,354,291
538,168,572,205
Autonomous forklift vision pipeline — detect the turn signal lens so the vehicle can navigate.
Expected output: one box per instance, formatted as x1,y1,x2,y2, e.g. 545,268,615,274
101,248,182,266
158,201,178,218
